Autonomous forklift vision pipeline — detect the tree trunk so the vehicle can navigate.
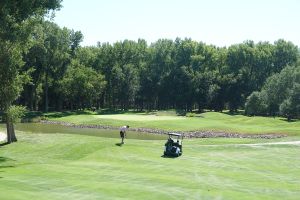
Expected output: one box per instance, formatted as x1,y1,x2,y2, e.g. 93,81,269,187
45,71,49,112
28,85,34,111
57,95,63,111
6,120,17,144
33,89,39,111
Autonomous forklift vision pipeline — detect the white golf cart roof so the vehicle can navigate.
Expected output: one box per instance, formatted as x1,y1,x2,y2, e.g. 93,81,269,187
168,133,182,137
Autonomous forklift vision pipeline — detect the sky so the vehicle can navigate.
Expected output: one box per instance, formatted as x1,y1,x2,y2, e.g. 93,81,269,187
53,0,300,47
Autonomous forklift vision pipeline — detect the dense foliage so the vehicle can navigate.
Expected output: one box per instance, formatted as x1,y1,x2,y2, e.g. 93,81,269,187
0,0,62,143
1,4,299,121
17,28,299,120
245,66,300,120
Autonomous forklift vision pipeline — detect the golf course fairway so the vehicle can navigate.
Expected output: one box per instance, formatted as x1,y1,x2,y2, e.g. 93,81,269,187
1,131,299,200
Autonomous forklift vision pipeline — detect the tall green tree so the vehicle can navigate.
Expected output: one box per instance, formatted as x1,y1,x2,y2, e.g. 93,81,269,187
22,22,47,111
42,21,72,112
59,61,106,110
246,65,300,118
148,39,175,109
0,0,61,143
280,83,300,121
273,39,298,73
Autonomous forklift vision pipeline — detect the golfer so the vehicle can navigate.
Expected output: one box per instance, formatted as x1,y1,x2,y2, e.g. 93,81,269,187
120,125,129,144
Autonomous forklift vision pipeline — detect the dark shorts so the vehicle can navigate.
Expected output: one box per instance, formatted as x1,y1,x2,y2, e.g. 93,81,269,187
120,131,125,138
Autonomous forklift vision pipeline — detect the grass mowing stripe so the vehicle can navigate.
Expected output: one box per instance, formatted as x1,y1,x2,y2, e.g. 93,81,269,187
0,132,299,199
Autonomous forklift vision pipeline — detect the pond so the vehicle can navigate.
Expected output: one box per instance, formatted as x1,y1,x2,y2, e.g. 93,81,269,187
0,123,166,140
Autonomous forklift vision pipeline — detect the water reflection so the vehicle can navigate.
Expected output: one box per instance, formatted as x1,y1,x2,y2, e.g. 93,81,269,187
0,123,165,140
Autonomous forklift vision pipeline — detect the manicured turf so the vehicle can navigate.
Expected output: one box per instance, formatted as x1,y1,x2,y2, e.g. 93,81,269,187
46,111,300,135
0,131,300,200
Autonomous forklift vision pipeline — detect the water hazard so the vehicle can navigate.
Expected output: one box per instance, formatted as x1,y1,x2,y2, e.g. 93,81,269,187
0,123,166,140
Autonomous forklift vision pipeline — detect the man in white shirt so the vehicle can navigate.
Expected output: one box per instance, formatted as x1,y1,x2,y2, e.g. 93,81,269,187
120,125,129,144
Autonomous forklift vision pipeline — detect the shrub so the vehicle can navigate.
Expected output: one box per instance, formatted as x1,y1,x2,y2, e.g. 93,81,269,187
185,112,196,117
280,83,300,120
245,92,267,116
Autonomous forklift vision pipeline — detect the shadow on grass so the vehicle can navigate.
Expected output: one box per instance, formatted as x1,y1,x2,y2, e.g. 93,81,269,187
0,165,14,169
45,109,144,118
160,155,179,159
44,110,97,118
98,109,127,115
223,110,245,116
0,157,15,169
24,109,210,118
0,142,9,147
280,118,300,123
0,157,8,163
115,143,124,147
97,109,194,116
23,111,44,118
97,109,146,115
24,110,102,120
20,111,75,122
0,157,15,163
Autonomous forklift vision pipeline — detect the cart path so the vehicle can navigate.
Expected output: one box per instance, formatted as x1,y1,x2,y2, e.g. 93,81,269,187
202,140,300,147
0,132,6,142
243,140,300,146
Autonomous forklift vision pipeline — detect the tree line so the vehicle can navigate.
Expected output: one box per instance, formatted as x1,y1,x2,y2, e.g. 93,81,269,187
1,1,300,143
17,20,299,118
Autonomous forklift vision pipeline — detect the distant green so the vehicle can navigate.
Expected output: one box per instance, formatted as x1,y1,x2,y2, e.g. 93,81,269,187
45,111,300,135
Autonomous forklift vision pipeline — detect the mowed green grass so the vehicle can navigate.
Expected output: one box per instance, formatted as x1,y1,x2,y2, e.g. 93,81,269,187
1,132,300,200
47,111,300,135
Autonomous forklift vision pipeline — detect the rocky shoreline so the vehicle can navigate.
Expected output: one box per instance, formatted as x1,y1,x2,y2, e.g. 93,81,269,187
40,120,286,139
182,131,286,139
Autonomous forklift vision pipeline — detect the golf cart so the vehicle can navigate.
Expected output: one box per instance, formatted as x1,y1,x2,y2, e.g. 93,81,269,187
163,133,183,157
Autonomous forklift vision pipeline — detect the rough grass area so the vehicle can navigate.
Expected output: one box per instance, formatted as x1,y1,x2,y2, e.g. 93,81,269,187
0,132,299,200
45,111,300,135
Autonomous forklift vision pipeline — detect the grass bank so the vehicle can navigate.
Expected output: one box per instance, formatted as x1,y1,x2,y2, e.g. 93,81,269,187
0,131,300,199
44,111,300,136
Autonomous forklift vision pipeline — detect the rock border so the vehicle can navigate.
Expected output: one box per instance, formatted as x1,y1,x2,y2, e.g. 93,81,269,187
40,120,286,139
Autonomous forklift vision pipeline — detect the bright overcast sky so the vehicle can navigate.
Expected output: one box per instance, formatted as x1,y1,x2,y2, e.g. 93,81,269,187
54,0,300,47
